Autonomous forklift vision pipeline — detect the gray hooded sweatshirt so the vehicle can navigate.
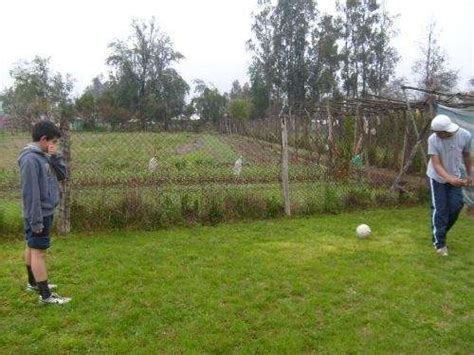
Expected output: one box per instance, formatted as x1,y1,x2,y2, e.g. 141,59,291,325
18,144,66,231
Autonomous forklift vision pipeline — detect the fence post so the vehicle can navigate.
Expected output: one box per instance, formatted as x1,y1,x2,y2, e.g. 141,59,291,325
280,107,291,216
57,109,72,234
390,119,431,192
349,103,362,173
403,88,427,167
326,103,336,172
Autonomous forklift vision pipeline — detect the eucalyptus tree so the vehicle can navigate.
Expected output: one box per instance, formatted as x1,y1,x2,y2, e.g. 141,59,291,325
272,0,317,108
337,0,398,98
247,0,276,117
106,17,189,128
307,14,341,101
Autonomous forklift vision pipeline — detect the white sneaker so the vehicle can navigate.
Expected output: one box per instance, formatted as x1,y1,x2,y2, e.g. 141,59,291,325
26,283,57,293
436,246,449,256
39,293,72,305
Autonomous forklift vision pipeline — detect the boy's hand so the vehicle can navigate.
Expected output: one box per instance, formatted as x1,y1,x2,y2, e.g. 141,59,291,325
33,228,43,234
48,142,58,155
448,177,466,187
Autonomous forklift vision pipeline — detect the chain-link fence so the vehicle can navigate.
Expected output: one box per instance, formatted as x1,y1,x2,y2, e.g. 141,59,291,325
0,101,430,235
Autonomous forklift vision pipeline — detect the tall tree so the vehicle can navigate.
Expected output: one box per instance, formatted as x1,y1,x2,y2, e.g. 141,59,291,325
247,0,276,116
75,92,97,130
412,20,458,93
86,75,106,99
106,17,189,128
307,14,341,101
230,80,243,100
191,80,227,123
248,63,270,118
0,56,74,129
272,0,317,108
337,0,398,98
368,10,399,95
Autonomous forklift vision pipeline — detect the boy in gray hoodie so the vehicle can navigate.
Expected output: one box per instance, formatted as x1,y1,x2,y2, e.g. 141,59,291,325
19,121,71,304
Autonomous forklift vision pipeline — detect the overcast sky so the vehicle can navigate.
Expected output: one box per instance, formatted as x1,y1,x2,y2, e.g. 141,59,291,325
0,0,472,97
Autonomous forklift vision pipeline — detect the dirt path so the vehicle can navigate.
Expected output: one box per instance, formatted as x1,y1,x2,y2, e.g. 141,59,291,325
176,138,205,155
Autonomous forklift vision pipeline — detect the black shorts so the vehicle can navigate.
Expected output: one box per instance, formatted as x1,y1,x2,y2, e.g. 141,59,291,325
24,215,54,250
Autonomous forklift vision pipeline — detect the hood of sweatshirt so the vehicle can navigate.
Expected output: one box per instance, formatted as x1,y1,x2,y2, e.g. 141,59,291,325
18,143,46,163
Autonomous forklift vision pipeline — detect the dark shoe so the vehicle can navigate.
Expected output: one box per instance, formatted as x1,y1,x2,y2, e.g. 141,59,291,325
436,246,448,256
39,292,72,305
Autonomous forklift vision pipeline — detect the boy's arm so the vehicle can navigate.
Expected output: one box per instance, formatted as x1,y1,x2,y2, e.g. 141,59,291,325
462,146,472,185
463,133,472,185
20,158,44,232
463,151,472,185
49,154,67,181
431,155,465,187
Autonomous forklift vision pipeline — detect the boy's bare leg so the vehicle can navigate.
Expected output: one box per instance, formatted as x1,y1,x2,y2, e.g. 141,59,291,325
30,248,48,282
25,247,37,287
30,248,53,300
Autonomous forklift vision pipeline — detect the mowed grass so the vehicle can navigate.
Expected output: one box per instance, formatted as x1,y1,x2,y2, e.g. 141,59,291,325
1,207,473,353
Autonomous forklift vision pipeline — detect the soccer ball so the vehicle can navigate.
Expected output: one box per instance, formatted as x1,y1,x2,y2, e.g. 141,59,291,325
356,224,371,238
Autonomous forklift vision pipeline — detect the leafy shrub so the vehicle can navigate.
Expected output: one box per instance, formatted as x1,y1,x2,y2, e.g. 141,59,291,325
342,187,372,209
322,185,343,213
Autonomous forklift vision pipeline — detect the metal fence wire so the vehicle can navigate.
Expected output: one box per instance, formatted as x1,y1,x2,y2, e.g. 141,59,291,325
0,100,430,234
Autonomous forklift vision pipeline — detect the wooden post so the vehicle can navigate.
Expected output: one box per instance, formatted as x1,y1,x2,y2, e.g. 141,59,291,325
352,104,361,156
326,103,335,170
403,89,427,167
350,104,362,173
398,110,410,175
390,120,431,192
280,106,291,216
57,109,72,234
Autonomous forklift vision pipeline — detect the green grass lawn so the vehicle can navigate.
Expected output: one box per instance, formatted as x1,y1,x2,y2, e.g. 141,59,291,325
1,207,473,353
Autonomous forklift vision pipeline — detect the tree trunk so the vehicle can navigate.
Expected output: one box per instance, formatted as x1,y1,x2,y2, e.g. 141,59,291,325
58,114,72,234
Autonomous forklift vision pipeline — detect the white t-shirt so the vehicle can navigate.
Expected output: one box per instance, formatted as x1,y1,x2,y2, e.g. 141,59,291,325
426,127,472,183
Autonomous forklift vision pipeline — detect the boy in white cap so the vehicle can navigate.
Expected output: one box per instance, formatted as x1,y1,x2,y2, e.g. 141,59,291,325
426,114,472,256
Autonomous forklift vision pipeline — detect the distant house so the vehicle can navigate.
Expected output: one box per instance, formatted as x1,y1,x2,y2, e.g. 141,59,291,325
170,114,201,121
69,116,84,131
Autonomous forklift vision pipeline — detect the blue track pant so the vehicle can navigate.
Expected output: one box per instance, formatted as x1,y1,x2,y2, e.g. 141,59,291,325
429,178,464,249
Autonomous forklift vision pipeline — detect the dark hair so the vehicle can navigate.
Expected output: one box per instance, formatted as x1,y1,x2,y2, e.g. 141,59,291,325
32,121,61,142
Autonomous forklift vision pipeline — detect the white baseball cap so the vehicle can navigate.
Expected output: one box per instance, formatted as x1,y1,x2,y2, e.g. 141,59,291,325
431,114,459,133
